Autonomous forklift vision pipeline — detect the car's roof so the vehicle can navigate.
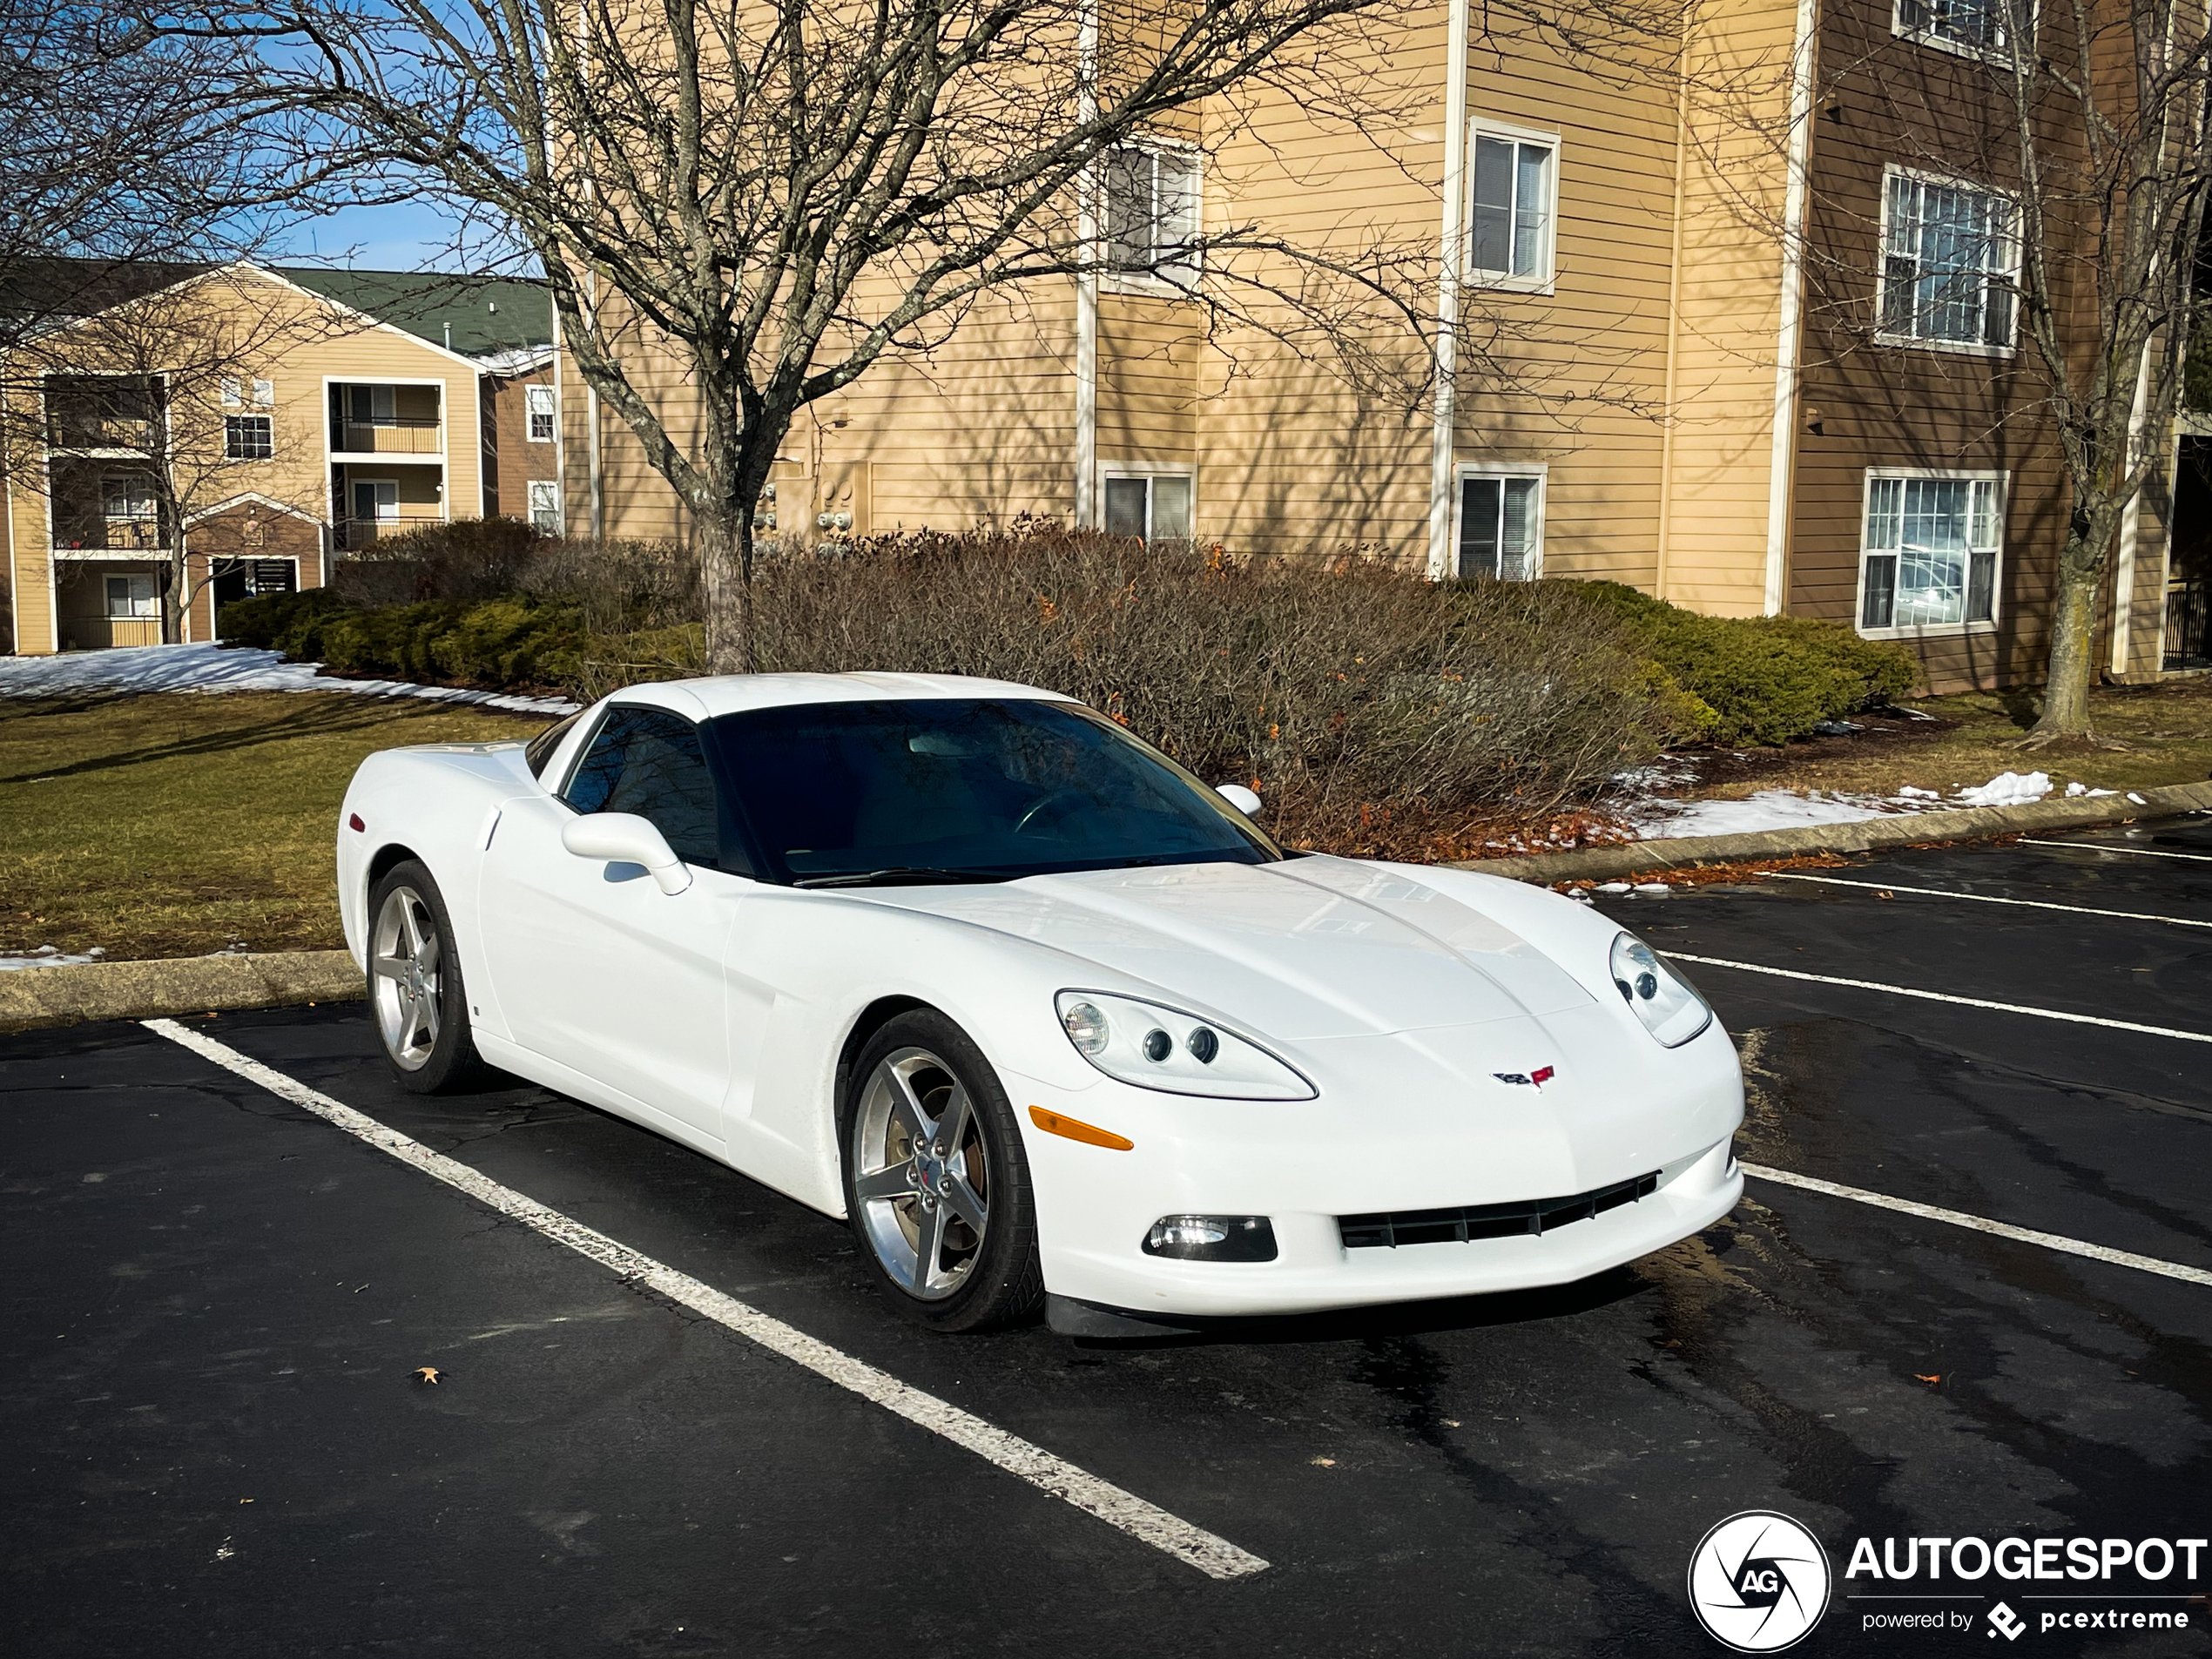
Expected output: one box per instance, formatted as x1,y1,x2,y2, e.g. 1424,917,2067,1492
603,671,1076,722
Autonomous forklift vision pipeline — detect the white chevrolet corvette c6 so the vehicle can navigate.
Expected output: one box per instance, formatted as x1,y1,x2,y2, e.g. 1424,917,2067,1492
338,672,1743,1335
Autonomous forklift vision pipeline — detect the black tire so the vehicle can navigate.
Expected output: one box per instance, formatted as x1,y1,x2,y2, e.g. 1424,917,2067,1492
365,860,487,1095
840,1009,1044,1333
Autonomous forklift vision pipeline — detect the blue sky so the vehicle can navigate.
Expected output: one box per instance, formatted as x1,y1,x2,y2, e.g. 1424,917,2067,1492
264,197,530,274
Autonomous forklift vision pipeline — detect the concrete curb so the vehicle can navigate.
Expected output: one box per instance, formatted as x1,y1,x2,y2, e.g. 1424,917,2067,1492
0,949,361,1035
1449,779,2212,885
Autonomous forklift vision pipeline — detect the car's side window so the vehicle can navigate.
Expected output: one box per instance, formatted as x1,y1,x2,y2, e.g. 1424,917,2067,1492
562,705,724,868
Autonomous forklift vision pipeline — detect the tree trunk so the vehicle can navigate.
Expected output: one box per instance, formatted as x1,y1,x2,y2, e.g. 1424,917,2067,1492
700,501,759,674
165,534,187,645
2028,517,2107,740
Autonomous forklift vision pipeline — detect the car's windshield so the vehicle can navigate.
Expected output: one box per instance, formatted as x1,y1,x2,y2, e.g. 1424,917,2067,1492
707,698,1279,885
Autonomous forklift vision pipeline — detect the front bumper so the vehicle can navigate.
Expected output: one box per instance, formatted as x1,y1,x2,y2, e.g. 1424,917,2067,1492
1008,1009,1746,1319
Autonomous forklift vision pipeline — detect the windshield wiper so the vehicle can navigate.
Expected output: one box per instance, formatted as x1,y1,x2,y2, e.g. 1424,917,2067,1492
791,867,1008,889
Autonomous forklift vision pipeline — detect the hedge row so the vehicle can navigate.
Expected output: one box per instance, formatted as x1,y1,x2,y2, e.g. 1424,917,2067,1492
219,557,1919,753
219,588,586,691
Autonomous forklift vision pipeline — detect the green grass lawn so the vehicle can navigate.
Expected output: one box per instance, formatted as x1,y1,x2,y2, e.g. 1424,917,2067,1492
1,691,552,963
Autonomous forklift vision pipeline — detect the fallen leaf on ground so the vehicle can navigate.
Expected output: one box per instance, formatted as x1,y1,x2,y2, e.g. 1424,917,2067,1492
414,1366,443,1385
1913,1373,1941,1385
1310,1456,1336,1467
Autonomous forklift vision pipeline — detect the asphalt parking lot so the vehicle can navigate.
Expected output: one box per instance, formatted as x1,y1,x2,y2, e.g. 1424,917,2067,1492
6,815,2212,1657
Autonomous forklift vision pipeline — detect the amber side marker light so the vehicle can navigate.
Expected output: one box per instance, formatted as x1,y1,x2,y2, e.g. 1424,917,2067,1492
1028,1105,1134,1151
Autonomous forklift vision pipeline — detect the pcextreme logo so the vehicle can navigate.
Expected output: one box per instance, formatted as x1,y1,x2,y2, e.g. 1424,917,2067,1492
1688,1511,1833,1653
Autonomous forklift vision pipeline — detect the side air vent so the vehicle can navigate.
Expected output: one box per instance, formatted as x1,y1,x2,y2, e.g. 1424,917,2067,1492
1339,1170,1660,1250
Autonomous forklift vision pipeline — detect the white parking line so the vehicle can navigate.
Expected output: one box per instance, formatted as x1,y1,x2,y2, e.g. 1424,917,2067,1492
1663,954,2212,1044
2020,838,2212,864
1762,872,2212,929
142,1018,1269,1582
1739,1163,2212,1289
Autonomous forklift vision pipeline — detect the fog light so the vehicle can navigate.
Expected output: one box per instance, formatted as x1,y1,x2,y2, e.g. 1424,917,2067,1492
1142,1214,1278,1262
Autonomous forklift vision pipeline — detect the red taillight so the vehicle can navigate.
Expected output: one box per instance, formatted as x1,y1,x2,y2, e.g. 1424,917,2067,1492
348,813,365,833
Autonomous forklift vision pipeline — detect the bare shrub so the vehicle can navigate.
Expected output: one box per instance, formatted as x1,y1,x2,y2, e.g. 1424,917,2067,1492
745,523,1683,858
334,516,550,604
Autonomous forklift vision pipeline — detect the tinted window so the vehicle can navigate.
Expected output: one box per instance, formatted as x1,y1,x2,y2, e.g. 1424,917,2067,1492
708,698,1276,885
563,705,723,867
524,711,580,778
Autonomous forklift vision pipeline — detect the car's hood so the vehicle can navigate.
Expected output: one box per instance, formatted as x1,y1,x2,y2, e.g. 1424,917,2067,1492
860,856,1595,1040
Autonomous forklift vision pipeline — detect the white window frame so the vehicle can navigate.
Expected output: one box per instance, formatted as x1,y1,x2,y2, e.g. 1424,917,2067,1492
1450,462,1548,580
527,479,563,534
1876,165,2020,357
220,376,242,408
1100,139,1204,297
1854,466,2006,639
105,572,159,618
352,477,401,523
1098,462,1197,542
1892,0,2021,64
525,383,557,443
1463,118,1561,295
224,413,273,462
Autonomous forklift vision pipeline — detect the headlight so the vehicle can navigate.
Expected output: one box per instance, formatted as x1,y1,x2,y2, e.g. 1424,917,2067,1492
1608,933,1713,1048
1054,990,1316,1100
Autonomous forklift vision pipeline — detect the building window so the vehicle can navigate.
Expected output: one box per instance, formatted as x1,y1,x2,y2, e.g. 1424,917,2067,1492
1879,171,2017,349
528,479,563,534
105,573,158,618
1895,0,2008,55
1457,470,1543,579
1859,471,2003,632
1467,126,1556,287
1104,144,1201,287
221,376,242,407
253,378,274,407
101,471,160,548
349,384,397,426
225,414,273,460
526,384,557,442
1102,471,1192,542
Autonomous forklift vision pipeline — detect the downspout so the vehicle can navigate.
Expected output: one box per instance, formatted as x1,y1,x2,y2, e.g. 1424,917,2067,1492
1763,0,1818,616
1074,0,1099,527
1425,0,1472,578
1655,30,1691,601
2110,347,2155,676
585,272,604,539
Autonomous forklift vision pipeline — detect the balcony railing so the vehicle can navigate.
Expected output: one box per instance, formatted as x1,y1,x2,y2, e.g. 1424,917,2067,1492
335,418,442,455
52,520,170,553
2168,579,2209,671
334,512,443,550
48,419,159,454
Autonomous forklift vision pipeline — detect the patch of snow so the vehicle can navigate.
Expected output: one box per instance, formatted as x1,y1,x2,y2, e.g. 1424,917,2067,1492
1634,790,1903,840
1632,882,1671,894
2063,780,2117,799
1595,881,1634,894
0,945,105,972
1954,770,2050,807
1897,785,1941,799
0,642,578,715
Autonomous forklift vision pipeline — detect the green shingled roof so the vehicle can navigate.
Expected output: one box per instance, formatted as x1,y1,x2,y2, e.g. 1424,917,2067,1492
277,268,552,360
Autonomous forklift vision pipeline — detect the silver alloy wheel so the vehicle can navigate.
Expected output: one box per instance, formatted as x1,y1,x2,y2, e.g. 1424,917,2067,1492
370,884,443,1071
852,1047,991,1300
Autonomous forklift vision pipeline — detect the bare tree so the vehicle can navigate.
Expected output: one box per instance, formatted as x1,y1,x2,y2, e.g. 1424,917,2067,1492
1993,0,2212,740
215,0,1568,671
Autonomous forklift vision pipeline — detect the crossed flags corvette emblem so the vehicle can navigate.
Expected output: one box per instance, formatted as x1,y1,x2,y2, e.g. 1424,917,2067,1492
1493,1065,1556,1088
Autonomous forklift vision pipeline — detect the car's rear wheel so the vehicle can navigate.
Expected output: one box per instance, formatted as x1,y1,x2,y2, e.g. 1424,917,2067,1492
367,860,485,1094
841,1010,1043,1332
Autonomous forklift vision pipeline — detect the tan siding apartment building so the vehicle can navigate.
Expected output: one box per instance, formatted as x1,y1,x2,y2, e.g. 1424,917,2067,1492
3,264,556,653
566,0,2193,691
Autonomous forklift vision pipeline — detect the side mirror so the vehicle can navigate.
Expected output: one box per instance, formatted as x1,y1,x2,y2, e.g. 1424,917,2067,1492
561,812,691,894
1215,783,1263,817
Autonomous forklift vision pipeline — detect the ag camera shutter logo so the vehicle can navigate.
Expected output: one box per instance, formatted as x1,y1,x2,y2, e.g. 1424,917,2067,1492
1688,1511,1831,1652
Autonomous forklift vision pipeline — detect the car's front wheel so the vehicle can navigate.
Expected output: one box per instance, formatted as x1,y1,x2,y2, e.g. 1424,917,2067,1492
366,860,485,1094
841,1010,1043,1332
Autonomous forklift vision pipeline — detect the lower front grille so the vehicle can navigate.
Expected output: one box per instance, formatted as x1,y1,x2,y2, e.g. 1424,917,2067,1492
1339,1170,1661,1250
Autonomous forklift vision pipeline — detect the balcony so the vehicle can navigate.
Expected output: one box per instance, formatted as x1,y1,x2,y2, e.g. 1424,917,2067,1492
52,521,171,554
334,510,444,550
335,417,443,455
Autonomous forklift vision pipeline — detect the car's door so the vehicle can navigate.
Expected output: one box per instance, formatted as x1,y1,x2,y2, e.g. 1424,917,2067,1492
479,702,759,1151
